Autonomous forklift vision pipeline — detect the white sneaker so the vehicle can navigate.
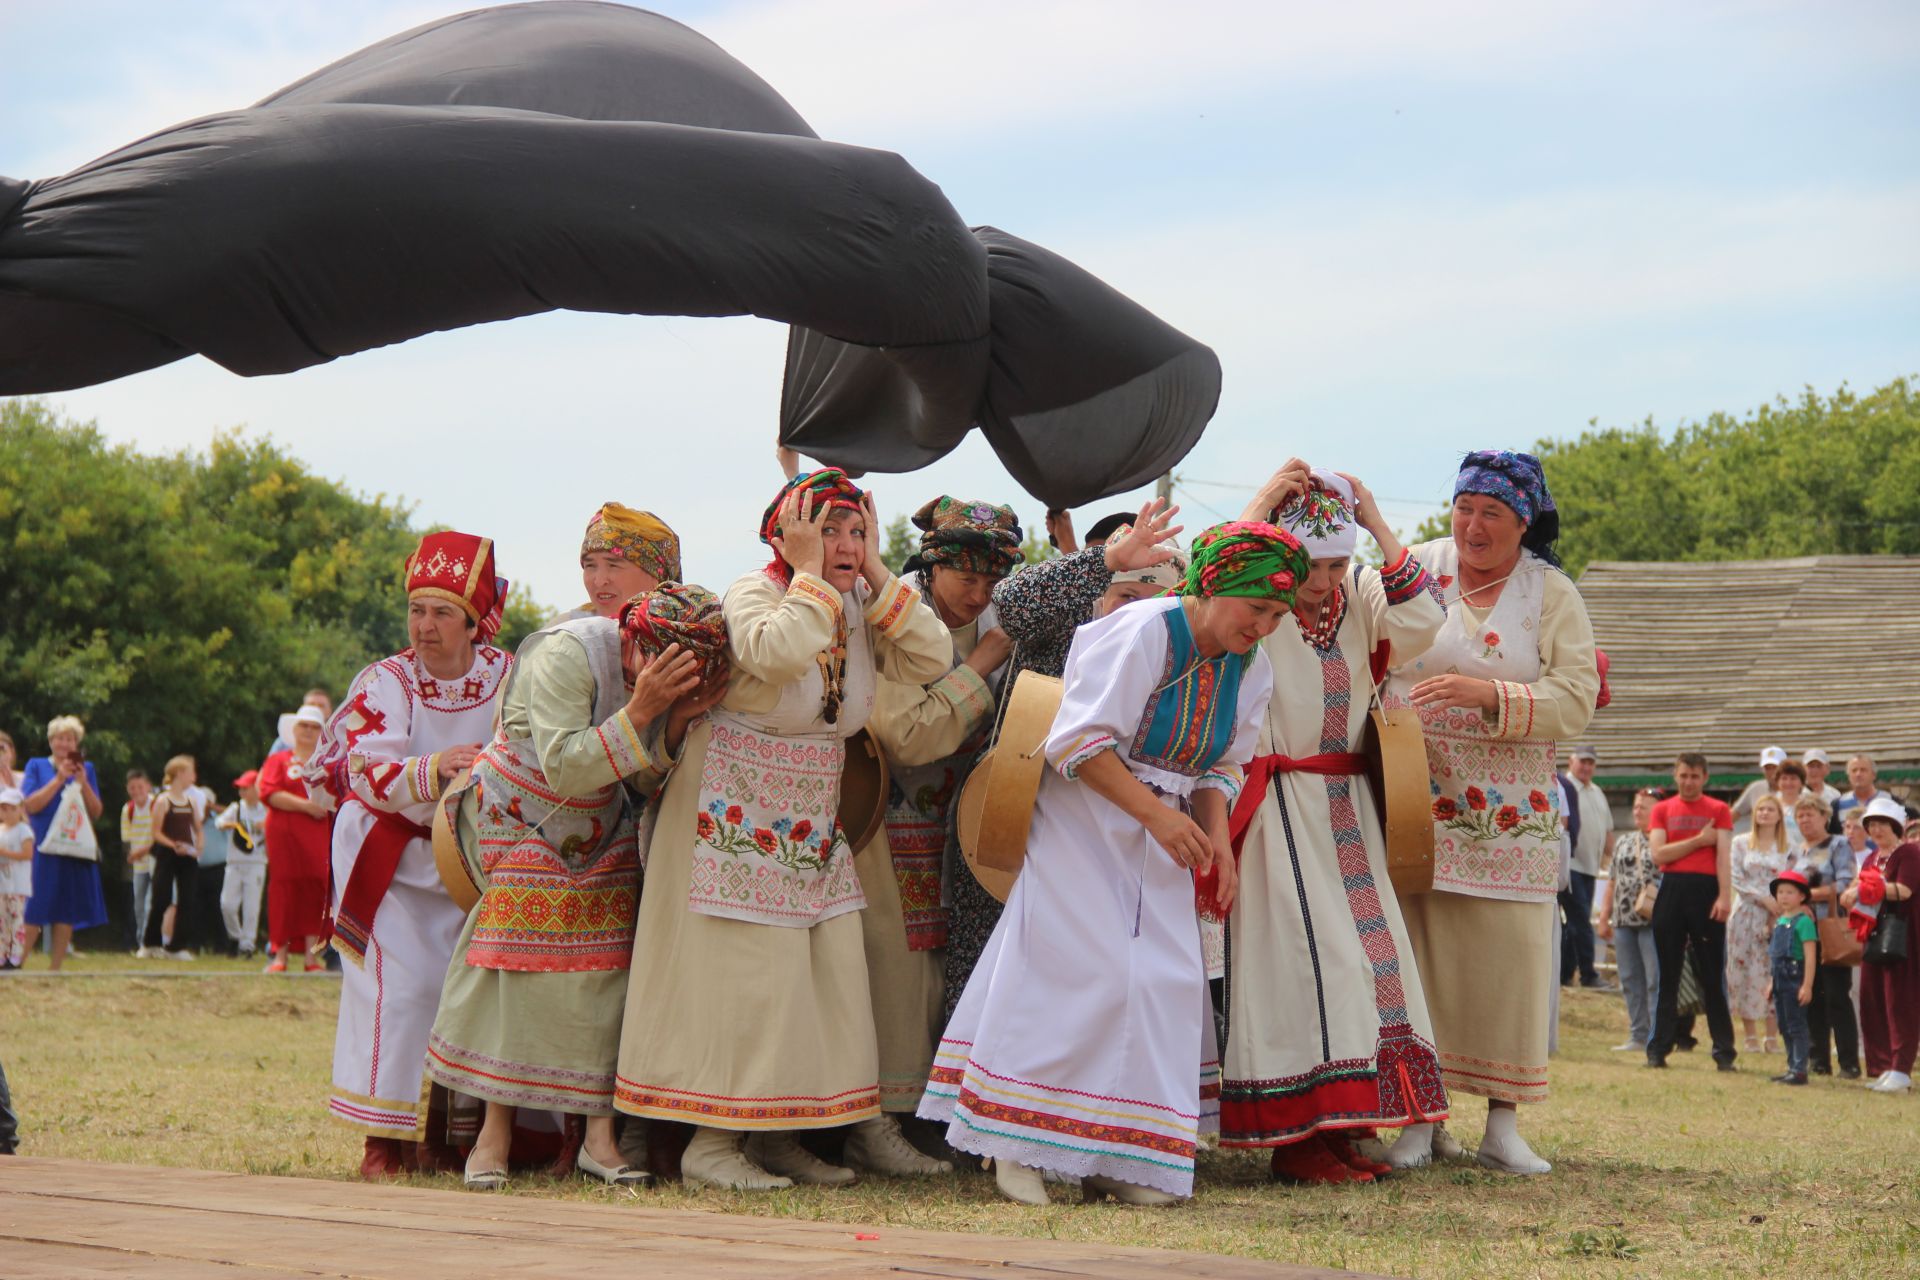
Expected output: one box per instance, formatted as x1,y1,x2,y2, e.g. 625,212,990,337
134,946,157,959
1610,1040,1646,1052
1870,1071,1912,1093
1867,1071,1894,1090
168,949,197,961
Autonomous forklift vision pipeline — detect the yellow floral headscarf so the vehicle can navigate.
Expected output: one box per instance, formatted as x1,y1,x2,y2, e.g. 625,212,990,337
581,503,681,583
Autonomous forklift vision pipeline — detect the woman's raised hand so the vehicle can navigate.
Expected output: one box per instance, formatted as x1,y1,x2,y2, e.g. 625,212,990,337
1103,498,1185,573
627,643,702,725
858,490,890,585
770,487,828,579
1241,459,1312,522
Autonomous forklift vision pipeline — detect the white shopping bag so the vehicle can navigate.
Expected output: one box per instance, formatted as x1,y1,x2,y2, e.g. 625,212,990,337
40,780,100,861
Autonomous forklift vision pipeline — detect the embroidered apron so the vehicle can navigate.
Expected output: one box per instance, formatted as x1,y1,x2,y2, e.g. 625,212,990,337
1389,544,1562,902
883,602,999,951
686,597,877,927
455,618,645,972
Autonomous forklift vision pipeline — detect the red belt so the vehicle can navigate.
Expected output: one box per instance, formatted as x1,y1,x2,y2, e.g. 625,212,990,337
1228,752,1366,853
330,802,432,968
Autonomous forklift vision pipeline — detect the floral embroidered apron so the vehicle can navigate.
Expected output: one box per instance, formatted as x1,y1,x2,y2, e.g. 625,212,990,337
1389,543,1562,902
686,599,876,927
457,618,646,972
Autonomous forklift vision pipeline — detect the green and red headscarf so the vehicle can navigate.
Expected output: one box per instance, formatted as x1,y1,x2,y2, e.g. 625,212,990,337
619,582,729,681
1179,520,1309,605
759,468,866,584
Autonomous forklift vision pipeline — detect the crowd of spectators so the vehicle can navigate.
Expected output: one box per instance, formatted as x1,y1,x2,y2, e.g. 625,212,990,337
0,690,340,972
1574,746,1919,1094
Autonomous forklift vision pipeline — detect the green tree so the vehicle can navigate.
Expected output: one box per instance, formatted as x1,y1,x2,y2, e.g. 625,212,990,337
879,513,916,574
1407,375,1920,575
0,400,550,913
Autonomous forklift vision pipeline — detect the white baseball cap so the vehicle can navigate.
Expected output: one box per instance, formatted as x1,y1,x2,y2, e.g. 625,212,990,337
0,787,23,807
1759,746,1787,768
1801,748,1830,766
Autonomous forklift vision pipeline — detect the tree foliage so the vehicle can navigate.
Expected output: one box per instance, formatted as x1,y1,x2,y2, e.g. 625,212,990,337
0,399,542,841
1410,376,1920,575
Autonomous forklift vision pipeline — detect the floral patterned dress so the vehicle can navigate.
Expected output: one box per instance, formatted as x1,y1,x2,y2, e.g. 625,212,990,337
1727,833,1797,1021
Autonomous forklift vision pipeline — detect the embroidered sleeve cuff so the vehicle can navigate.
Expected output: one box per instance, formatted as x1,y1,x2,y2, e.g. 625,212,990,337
1379,550,1430,605
788,572,844,620
933,665,994,725
1053,733,1117,780
1487,679,1538,738
593,707,655,778
1196,764,1245,804
412,755,445,804
862,572,918,635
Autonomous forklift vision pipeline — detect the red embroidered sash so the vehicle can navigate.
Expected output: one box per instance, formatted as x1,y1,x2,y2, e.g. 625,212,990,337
331,801,432,967
1197,752,1368,917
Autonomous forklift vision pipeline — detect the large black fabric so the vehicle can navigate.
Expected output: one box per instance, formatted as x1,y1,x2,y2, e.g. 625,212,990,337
0,2,1219,506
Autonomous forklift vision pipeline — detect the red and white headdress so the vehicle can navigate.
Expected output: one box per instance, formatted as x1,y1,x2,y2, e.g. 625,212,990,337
405,531,507,641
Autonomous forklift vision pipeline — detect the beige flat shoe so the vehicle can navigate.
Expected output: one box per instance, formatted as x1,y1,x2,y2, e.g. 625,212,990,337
681,1128,793,1191
843,1115,953,1177
1082,1174,1180,1206
742,1132,855,1186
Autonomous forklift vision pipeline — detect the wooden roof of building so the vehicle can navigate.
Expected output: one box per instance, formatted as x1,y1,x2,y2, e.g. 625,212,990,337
1576,555,1920,782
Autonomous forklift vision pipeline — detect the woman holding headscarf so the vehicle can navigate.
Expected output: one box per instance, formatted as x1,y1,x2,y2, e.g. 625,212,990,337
941,499,1187,1022
613,469,951,1190
846,496,1019,1176
921,522,1301,1206
1381,451,1598,1176
567,503,683,621
429,584,729,1190
311,531,513,1179
1220,466,1449,1184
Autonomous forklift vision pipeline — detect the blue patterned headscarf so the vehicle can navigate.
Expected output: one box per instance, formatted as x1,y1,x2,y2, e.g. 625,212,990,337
1453,450,1561,567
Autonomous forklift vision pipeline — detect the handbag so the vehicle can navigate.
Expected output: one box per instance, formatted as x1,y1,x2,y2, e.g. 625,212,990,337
1633,881,1658,922
1817,905,1865,968
39,779,100,862
1863,904,1909,967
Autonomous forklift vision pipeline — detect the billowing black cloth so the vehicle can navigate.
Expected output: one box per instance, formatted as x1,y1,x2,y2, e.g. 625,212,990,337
0,2,1218,506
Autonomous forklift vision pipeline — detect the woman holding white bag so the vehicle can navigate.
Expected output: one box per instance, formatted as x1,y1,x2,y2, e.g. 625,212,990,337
20,715,107,971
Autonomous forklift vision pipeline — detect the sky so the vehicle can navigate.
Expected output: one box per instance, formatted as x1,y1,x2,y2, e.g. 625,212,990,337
4,0,1917,608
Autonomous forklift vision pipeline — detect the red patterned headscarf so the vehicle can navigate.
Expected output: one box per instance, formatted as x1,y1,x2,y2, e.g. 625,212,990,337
619,582,729,681
405,531,507,642
759,468,866,584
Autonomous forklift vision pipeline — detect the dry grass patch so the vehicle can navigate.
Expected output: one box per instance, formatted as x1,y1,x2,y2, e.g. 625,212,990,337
6,963,1916,1277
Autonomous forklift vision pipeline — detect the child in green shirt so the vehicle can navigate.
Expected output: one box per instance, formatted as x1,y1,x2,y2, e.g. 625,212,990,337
1767,870,1818,1084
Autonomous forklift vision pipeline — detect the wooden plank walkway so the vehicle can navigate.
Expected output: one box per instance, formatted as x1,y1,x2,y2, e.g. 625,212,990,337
0,1158,1383,1279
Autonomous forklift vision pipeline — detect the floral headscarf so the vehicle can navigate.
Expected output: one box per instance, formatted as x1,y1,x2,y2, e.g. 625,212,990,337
1278,470,1357,559
582,503,681,583
619,582,729,682
1179,521,1309,605
1453,450,1561,567
759,468,866,578
901,495,1023,578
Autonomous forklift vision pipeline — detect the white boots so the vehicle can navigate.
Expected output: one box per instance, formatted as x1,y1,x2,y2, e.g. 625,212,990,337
742,1132,857,1185
681,1127,793,1190
843,1115,953,1176
994,1158,1050,1205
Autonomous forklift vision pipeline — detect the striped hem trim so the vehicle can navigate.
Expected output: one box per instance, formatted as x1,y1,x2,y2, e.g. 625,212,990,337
789,575,844,618
1379,551,1431,604
612,1075,881,1130
1053,735,1116,780
863,575,917,634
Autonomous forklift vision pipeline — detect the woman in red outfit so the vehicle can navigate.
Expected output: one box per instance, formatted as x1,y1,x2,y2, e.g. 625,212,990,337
259,706,332,972
1847,797,1919,1092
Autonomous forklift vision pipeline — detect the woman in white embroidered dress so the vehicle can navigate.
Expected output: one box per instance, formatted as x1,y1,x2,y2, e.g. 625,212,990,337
1220,466,1450,1184
313,531,512,1179
1382,451,1598,1177
613,470,951,1190
922,521,1302,1206
1727,793,1796,1053
848,495,1018,1177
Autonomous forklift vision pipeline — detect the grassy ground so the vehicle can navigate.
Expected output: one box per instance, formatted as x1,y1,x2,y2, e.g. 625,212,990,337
6,957,1916,1278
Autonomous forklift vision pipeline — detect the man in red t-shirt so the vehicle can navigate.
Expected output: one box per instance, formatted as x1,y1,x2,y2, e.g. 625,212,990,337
1646,753,1737,1070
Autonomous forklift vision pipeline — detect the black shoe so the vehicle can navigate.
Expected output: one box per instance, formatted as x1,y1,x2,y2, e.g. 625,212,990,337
1675,1038,1699,1052
1716,1060,1738,1073
1644,1057,1668,1069
1839,1067,1862,1080
1810,1064,1832,1076
1770,1072,1808,1085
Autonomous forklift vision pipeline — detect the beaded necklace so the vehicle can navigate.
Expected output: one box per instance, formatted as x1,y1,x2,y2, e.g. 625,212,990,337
817,608,849,724
1293,586,1347,653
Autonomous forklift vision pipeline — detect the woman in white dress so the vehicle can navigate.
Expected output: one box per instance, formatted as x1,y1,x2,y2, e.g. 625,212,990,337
921,521,1307,1206
1220,466,1450,1184
1382,451,1598,1177
1727,794,1796,1051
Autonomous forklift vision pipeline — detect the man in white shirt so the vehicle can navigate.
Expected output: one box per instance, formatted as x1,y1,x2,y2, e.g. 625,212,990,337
1730,746,1786,832
1802,748,1843,808
1562,746,1616,990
